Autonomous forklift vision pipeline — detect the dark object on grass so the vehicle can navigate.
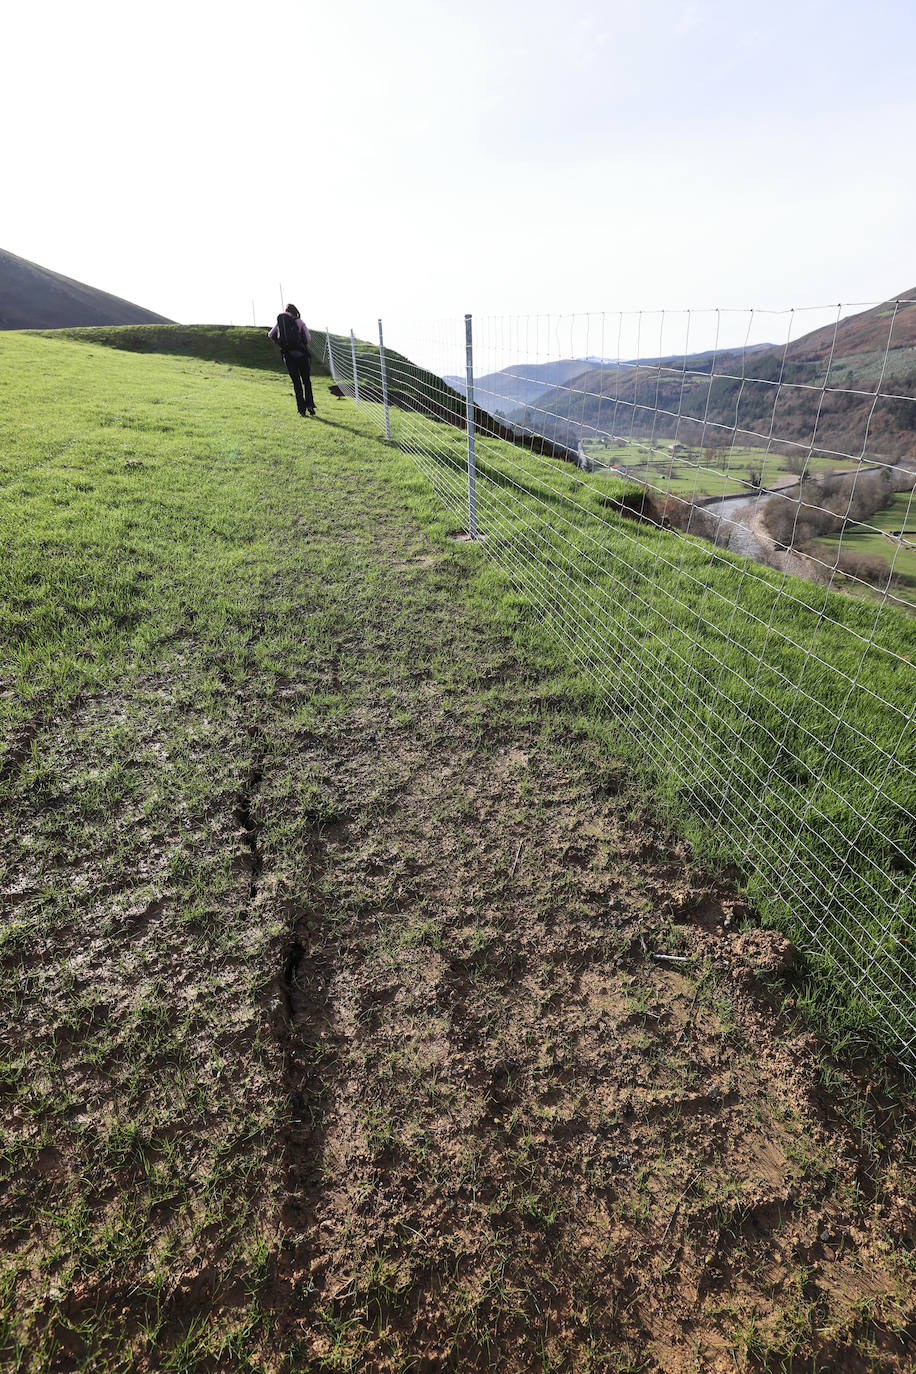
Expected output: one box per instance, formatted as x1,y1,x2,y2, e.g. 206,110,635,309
328,383,345,399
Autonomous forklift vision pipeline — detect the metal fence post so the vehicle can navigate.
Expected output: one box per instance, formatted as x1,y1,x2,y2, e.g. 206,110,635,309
325,328,337,383
378,319,391,441
350,329,360,407
464,313,478,538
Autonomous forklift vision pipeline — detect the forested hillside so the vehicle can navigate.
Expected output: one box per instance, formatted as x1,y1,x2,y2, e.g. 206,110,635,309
518,292,916,460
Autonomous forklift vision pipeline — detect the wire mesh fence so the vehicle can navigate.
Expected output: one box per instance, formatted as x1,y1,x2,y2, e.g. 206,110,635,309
325,299,916,1065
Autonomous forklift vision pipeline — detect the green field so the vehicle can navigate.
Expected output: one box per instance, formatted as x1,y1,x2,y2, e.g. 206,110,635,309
815,491,916,594
8,328,908,1056
2,330,916,1371
581,438,867,500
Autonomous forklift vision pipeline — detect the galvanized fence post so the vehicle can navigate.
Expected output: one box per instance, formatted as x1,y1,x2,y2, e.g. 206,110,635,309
350,329,360,407
464,313,478,538
325,328,337,383
378,319,391,440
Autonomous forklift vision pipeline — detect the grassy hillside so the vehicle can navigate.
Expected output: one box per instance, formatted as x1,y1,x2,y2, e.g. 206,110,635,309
4,328,913,1047
0,248,173,329
337,332,585,469
339,377,916,1060
1,332,916,1371
33,322,333,377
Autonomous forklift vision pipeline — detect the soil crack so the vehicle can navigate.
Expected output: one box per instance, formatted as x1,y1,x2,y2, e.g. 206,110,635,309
282,941,305,1022
234,761,265,900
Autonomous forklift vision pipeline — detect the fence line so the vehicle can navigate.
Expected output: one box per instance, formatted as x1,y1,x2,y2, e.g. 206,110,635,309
325,301,916,1063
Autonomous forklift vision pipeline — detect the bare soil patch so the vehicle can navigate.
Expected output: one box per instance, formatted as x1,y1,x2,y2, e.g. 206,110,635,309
259,707,916,1372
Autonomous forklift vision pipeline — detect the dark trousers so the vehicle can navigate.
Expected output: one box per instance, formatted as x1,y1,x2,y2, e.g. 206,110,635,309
283,351,315,414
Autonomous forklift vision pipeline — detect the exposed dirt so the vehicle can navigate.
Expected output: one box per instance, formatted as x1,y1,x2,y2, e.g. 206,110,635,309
255,705,916,1372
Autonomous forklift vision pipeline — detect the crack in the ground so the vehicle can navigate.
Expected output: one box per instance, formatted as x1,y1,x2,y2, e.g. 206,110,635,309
271,918,338,1321
282,941,305,1024
234,761,265,900
234,736,338,1254
272,816,354,1266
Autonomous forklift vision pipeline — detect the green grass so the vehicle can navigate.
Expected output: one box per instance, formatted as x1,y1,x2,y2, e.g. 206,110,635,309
1,329,915,1371
581,438,869,500
1,336,298,721
815,490,916,590
348,387,916,1061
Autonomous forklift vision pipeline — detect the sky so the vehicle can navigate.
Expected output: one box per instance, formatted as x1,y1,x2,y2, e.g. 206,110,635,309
3,0,915,364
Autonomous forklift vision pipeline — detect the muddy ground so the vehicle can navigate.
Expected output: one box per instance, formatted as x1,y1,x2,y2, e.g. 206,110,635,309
260,685,916,1372
2,412,916,1372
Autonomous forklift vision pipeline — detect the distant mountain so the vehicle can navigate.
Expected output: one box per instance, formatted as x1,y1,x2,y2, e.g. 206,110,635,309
513,292,916,462
0,248,173,329
444,358,615,418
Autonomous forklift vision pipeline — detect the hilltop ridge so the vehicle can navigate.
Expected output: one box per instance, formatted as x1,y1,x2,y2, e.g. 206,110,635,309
444,358,600,415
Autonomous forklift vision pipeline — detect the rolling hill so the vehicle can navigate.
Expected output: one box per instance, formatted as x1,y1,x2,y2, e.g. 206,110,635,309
0,247,173,329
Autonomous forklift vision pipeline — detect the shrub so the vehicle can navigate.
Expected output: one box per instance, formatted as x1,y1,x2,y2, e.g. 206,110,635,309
833,550,893,585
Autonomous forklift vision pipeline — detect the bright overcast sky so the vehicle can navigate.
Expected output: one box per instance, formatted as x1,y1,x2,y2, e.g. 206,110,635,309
4,0,914,358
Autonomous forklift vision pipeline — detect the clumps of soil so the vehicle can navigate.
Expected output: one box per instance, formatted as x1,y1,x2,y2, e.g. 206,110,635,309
261,717,916,1373
730,926,797,977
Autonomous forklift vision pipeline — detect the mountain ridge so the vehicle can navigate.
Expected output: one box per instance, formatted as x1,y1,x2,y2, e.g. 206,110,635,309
445,358,618,418
0,248,173,329
508,291,916,461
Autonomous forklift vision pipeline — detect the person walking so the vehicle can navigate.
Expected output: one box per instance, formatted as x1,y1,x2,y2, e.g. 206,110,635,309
269,304,316,417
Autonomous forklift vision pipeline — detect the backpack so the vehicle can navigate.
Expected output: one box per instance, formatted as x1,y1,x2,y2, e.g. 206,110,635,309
276,312,306,356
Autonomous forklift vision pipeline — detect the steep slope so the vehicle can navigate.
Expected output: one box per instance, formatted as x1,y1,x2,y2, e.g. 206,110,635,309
0,247,173,329
786,292,916,364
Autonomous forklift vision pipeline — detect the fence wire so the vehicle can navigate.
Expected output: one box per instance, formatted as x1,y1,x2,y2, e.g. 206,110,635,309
325,301,916,1064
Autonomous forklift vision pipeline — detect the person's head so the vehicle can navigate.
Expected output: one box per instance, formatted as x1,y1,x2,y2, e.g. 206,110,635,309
285,303,300,319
